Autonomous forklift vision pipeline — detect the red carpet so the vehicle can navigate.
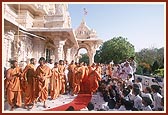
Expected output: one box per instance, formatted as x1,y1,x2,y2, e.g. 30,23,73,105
46,94,92,111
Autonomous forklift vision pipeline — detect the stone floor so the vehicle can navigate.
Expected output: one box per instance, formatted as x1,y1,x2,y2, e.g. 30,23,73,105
3,92,115,112
4,94,77,111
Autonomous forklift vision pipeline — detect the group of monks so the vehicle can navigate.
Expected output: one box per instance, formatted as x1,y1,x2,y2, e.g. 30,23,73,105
4,57,102,111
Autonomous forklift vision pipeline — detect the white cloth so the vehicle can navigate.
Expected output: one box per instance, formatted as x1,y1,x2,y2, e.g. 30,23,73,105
47,63,54,69
153,92,162,110
64,64,69,84
102,75,108,82
123,95,130,101
142,105,152,111
113,66,119,77
130,60,137,73
118,105,126,111
119,72,128,80
125,79,133,86
101,102,109,110
123,65,133,75
128,92,135,100
122,65,134,81
133,95,142,110
135,82,143,91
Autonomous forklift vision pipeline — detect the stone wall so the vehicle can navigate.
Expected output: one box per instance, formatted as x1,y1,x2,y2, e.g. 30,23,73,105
14,35,33,69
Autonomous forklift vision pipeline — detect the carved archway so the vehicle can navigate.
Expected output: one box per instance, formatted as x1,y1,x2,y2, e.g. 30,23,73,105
76,47,89,56
75,47,89,64
75,19,103,64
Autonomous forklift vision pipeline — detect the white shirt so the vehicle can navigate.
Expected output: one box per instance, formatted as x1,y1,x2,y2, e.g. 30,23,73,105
101,102,109,110
141,92,154,104
128,92,135,100
123,95,130,101
134,95,142,110
125,79,133,86
142,105,152,111
47,63,54,69
118,105,126,111
123,65,134,81
123,65,133,75
119,72,128,80
153,92,162,111
135,82,143,91
130,60,137,73
113,66,119,77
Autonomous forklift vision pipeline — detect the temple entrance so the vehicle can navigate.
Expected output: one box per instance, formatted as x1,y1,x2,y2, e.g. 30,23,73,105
75,19,102,64
78,48,89,65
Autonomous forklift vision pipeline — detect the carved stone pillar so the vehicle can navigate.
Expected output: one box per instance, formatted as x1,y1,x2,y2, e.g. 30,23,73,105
89,52,95,65
13,36,19,61
70,47,78,62
88,50,96,65
54,40,65,62
89,44,97,65
64,47,71,63
4,30,15,68
14,35,33,69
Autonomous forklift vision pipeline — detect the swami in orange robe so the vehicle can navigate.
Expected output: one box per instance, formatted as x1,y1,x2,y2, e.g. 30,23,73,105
88,63,101,94
79,63,90,94
58,60,66,94
21,58,37,109
72,63,84,95
35,57,52,108
67,60,76,91
5,60,22,111
50,62,60,99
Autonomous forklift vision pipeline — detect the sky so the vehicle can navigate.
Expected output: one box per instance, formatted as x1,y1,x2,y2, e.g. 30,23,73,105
68,3,165,53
